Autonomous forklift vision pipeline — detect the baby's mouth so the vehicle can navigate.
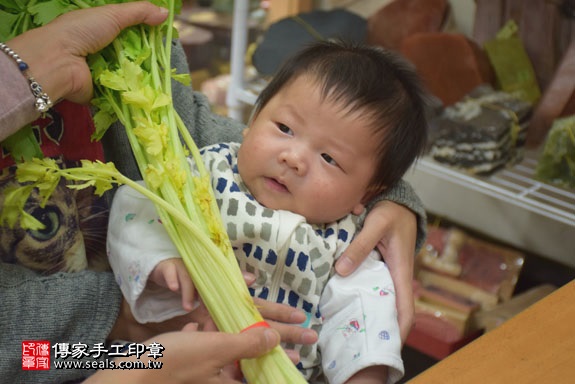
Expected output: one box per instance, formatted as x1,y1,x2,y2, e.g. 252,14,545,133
265,177,289,193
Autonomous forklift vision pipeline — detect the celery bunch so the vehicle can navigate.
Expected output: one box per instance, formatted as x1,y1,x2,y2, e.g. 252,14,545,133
0,0,305,382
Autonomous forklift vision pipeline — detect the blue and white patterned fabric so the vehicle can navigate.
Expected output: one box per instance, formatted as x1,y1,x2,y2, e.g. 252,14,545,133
201,143,358,380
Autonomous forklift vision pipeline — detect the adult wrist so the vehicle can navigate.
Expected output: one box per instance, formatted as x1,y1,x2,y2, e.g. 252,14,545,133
8,28,72,105
0,41,53,113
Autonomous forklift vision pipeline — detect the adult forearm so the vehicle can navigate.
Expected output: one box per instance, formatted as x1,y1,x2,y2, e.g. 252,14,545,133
0,263,122,383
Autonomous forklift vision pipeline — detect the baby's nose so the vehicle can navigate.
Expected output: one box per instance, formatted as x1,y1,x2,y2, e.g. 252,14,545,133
280,150,307,175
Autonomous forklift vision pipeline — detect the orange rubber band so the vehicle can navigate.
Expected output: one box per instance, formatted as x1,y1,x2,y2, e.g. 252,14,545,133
236,322,270,372
240,321,271,333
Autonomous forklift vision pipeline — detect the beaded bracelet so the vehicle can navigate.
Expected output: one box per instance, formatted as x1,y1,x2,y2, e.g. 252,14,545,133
0,42,53,113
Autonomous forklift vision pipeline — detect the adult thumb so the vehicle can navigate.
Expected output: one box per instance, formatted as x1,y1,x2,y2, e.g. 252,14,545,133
222,327,280,363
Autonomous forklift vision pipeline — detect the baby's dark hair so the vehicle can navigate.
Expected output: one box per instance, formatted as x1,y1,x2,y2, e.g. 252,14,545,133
254,40,428,198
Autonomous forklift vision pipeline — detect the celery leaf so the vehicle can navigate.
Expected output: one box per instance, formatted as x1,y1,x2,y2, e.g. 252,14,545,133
29,0,79,26
0,10,22,40
1,124,43,162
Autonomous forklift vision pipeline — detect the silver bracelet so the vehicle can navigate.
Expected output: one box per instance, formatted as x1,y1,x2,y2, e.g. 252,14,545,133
0,41,53,113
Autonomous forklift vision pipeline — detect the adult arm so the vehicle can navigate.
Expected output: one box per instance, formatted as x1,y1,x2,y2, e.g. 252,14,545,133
0,263,122,384
337,180,426,276
0,262,304,384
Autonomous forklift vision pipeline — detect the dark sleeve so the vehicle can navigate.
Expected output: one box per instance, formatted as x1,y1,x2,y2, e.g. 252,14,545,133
0,263,122,383
364,179,428,254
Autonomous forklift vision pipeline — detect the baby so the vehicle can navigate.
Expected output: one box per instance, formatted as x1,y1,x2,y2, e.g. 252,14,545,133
108,40,428,383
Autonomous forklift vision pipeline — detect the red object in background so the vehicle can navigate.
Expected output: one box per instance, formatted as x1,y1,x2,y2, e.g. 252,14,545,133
0,101,103,169
406,313,483,360
423,226,524,302
367,0,450,51
400,32,495,106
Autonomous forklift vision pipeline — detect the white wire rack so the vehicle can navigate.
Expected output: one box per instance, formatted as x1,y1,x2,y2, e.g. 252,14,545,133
406,151,575,267
417,151,575,227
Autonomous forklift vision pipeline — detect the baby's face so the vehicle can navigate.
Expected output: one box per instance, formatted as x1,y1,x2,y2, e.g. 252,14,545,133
237,74,378,224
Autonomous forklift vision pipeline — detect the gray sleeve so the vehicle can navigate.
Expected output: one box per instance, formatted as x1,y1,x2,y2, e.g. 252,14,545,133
0,263,122,384
0,54,39,140
365,179,428,254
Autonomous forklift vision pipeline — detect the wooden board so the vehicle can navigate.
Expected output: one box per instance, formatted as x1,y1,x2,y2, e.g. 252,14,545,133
408,280,575,384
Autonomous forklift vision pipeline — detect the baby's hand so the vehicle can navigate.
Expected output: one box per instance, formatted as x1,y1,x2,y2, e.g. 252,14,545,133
150,258,196,311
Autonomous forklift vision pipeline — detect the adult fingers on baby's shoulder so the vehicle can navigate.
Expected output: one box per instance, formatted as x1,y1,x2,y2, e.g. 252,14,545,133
336,225,381,276
378,240,415,343
397,294,415,343
336,200,403,276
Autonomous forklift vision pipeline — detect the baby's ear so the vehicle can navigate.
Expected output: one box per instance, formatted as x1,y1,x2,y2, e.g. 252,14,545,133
351,202,366,216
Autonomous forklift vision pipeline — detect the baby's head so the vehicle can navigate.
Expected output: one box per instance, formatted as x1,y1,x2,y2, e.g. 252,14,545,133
238,40,428,224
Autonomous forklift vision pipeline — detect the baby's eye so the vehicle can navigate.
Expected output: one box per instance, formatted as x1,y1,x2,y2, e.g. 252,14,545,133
321,153,338,166
277,123,293,136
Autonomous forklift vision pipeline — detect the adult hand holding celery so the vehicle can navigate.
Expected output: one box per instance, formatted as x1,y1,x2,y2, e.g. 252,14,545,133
0,0,306,382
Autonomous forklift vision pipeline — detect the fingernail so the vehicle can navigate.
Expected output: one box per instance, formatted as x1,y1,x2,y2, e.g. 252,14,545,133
289,311,307,324
159,7,168,14
264,329,280,348
300,330,318,344
335,256,354,276
242,271,256,285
